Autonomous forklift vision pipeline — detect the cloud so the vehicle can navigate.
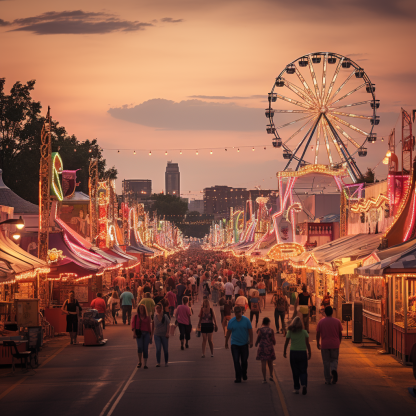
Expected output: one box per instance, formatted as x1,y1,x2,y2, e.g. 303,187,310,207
108,98,267,131
264,0,416,19
189,95,264,100
160,17,184,23
0,10,184,35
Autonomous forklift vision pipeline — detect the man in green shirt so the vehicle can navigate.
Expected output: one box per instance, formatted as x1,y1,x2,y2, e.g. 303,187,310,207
139,293,156,318
120,287,135,325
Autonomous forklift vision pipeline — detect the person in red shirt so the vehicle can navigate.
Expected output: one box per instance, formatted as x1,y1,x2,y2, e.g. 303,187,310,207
91,293,107,329
316,306,343,385
165,287,177,318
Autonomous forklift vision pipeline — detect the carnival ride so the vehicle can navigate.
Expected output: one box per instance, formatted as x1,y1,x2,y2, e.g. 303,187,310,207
267,52,379,183
207,52,383,262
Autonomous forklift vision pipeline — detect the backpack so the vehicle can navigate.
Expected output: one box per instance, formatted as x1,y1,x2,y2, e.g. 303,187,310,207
251,300,260,312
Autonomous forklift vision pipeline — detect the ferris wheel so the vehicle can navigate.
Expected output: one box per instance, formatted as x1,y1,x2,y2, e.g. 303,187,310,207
266,52,379,182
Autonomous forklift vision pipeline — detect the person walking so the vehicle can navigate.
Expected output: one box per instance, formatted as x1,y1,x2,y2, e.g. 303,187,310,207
294,284,312,332
165,287,177,318
120,286,135,325
224,279,234,301
211,279,220,306
249,292,261,328
284,316,311,395
175,296,192,350
153,303,170,367
197,299,218,358
132,304,153,369
272,289,289,335
139,292,156,318
61,290,82,344
316,306,343,385
221,297,234,336
91,293,107,329
257,279,267,309
176,280,186,307
225,305,253,383
255,317,276,383
235,289,248,314
107,291,120,325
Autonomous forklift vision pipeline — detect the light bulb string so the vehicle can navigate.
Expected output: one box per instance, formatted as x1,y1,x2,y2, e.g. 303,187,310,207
111,145,272,152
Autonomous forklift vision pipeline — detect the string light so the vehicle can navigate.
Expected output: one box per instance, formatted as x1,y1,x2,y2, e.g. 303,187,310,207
165,151,168,155
210,151,213,155
15,267,51,280
134,150,136,155
252,147,255,151
196,150,199,155
89,149,92,153
149,151,152,156
118,150,120,153
237,148,240,152
180,150,182,155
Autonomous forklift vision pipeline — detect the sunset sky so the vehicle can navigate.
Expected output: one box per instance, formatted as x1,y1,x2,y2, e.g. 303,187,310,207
2,0,416,199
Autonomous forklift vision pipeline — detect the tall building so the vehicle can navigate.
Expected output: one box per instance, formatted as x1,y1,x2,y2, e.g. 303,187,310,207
122,179,152,199
165,162,180,196
203,185,278,217
189,199,204,214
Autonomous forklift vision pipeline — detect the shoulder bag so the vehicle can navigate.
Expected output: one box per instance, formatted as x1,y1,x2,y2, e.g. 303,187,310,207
134,315,142,338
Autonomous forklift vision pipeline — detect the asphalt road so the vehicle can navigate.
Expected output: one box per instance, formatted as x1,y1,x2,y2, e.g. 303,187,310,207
0,293,415,416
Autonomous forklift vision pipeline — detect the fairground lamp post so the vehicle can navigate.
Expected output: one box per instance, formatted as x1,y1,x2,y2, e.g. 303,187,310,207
0,216,25,240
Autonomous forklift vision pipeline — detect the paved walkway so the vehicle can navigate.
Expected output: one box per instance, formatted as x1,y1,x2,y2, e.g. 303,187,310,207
0,292,415,415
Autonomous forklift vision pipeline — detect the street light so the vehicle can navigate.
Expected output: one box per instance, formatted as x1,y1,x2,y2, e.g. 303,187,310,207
0,216,25,230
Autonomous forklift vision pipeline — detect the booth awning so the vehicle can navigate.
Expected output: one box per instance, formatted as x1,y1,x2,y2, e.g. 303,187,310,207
356,237,416,276
0,230,49,279
338,259,362,275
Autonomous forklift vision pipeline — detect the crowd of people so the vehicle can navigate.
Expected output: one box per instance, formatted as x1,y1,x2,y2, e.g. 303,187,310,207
65,247,344,393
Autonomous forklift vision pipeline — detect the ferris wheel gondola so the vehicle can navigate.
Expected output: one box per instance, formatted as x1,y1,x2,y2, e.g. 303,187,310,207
266,52,379,182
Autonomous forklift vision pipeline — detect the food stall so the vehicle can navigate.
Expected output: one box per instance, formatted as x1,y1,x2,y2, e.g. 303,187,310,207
356,239,416,363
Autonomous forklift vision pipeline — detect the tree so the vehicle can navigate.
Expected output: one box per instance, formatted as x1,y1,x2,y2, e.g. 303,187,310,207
0,78,117,204
362,168,375,184
145,193,188,220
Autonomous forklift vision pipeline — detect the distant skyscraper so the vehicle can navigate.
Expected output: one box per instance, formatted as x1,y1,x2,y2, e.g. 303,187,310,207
165,161,180,196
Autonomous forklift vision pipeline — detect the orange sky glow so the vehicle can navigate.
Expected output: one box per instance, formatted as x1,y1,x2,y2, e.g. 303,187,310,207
1,0,416,198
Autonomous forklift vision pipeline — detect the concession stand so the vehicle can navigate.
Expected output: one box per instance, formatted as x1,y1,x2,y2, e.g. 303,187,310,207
356,240,416,363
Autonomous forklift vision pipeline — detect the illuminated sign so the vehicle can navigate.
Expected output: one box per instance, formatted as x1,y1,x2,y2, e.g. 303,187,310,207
51,152,63,201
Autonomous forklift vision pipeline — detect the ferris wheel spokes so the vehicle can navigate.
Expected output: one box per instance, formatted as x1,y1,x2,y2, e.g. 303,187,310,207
331,111,373,120
282,78,316,106
321,53,328,103
327,69,356,104
295,114,323,171
325,115,362,182
275,115,315,129
322,122,334,165
331,100,374,110
330,83,366,106
330,121,361,148
324,57,344,104
294,67,316,102
307,56,321,104
314,121,322,164
284,116,319,169
284,116,316,145
329,114,368,136
273,92,312,109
